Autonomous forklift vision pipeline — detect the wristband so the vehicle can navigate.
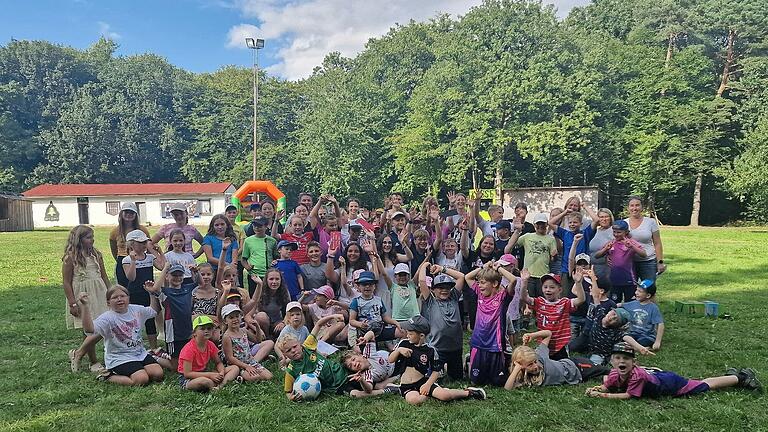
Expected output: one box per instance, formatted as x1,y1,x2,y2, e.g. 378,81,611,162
70,303,78,308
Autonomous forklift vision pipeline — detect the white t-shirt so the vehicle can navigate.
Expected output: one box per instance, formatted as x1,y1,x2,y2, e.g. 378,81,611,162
625,217,659,261
92,305,156,369
164,250,195,278
436,252,464,271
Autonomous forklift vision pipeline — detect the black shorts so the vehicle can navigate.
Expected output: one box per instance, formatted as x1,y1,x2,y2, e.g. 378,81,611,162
111,354,158,377
469,348,507,386
399,377,440,397
437,349,463,381
361,322,398,341
167,339,190,358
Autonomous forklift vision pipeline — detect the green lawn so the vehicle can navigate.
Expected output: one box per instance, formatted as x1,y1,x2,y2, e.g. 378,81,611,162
0,227,766,432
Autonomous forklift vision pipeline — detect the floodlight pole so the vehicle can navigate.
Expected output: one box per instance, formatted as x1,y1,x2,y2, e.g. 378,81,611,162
246,38,265,180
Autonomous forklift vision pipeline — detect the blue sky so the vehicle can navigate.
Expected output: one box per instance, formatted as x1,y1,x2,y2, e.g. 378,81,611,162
1,0,590,80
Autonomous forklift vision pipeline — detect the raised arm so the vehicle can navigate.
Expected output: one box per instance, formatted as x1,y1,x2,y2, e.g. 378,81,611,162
504,228,523,254
431,212,443,252
123,250,138,282
418,260,431,300
519,268,533,306
309,196,324,230
570,267,586,307
548,209,570,231
311,313,345,337
324,245,340,283
568,233,583,275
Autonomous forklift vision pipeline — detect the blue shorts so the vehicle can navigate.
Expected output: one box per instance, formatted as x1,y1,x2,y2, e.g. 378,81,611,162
469,348,507,386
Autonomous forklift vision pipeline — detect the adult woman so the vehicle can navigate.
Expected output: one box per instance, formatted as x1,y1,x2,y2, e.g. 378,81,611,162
588,208,615,287
109,202,150,287
625,197,666,282
562,196,593,229
151,204,204,256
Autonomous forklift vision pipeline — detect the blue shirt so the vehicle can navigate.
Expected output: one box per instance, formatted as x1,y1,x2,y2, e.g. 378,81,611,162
202,235,238,270
159,284,194,342
275,258,303,301
554,225,594,273
350,295,387,323
623,300,663,339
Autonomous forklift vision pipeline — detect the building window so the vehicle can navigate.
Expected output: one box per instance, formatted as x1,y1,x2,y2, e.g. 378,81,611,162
198,199,212,216
105,201,120,216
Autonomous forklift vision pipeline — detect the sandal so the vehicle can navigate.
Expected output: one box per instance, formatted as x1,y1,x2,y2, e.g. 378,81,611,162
68,349,80,373
96,370,114,382
89,363,106,374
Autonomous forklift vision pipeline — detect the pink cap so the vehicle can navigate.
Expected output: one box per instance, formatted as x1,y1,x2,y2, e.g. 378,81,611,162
312,285,335,300
352,269,365,282
498,254,518,267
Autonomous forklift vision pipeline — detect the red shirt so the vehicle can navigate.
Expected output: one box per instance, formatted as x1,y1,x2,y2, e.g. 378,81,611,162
177,339,219,374
533,297,573,352
281,232,314,265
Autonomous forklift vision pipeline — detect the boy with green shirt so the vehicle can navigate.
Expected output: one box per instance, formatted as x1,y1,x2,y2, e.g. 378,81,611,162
240,217,277,296
378,262,420,322
506,213,557,298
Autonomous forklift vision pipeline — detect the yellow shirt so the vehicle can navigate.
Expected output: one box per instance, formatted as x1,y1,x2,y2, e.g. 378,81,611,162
109,225,150,256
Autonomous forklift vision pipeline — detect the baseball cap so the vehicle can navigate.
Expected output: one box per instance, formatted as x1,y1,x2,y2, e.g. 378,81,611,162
611,342,635,358
249,202,262,211
349,221,363,230
612,220,629,231
192,315,214,330
394,263,411,275
251,216,267,227
168,263,186,274
120,202,138,214
575,253,591,264
400,315,430,334
636,279,657,296
540,273,562,285
312,285,335,300
169,203,187,213
277,240,299,251
614,308,631,326
533,213,549,224
357,271,377,284
225,292,242,301
497,254,517,267
285,301,302,313
225,204,238,212
391,211,406,219
431,273,456,289
352,269,365,282
125,229,150,242
221,303,241,318
496,220,512,230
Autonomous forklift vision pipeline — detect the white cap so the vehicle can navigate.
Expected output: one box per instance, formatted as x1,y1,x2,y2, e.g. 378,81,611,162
533,213,549,224
221,303,241,318
391,211,406,219
125,229,150,242
394,263,411,275
120,202,138,213
169,203,187,212
575,253,591,264
285,301,302,313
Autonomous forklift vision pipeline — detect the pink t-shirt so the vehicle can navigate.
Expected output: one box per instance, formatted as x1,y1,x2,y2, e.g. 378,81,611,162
604,366,654,397
158,223,201,253
608,239,641,285
177,339,219,373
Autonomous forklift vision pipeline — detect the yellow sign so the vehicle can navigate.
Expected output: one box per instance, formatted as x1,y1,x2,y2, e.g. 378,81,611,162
467,189,495,200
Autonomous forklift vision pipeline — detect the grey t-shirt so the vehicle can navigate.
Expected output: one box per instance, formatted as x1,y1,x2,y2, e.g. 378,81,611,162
278,324,310,345
92,305,156,370
300,262,327,291
589,228,614,280
535,343,581,386
420,290,463,353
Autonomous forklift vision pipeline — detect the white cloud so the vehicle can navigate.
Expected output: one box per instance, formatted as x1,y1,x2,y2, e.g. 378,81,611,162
97,21,121,40
226,0,590,80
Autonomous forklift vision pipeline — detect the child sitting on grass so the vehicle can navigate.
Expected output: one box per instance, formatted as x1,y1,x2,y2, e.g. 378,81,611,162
505,330,609,390
620,280,664,350
586,342,761,399
220,304,273,383
280,313,348,401
340,330,399,398
349,271,405,343
299,285,348,345
71,288,165,386
178,316,240,392
389,315,487,405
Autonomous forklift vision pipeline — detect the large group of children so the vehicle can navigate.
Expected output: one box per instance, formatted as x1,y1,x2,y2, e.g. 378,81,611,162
63,191,761,403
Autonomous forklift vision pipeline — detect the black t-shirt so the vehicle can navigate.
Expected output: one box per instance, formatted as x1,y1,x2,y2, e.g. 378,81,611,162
465,249,500,272
393,340,442,378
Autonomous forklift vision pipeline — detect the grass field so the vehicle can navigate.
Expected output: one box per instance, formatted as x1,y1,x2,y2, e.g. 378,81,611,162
0,227,766,432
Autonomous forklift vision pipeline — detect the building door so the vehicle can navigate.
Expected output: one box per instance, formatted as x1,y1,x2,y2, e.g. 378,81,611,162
136,202,147,224
77,197,89,224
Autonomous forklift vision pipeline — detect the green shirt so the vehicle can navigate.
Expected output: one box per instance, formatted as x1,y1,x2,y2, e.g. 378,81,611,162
283,334,348,393
242,235,276,277
390,281,419,321
517,232,557,278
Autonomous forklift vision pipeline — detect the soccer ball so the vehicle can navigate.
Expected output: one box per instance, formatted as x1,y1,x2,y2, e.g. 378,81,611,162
292,373,322,401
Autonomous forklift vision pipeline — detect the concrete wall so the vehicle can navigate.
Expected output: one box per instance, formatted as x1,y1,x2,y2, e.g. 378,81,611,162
30,193,233,228
500,186,600,222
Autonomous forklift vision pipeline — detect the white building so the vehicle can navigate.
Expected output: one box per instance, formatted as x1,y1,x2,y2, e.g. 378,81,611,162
23,183,236,228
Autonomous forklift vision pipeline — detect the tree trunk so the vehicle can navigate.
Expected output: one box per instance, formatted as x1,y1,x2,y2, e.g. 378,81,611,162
690,172,703,226
660,32,676,96
716,29,736,98
494,162,503,206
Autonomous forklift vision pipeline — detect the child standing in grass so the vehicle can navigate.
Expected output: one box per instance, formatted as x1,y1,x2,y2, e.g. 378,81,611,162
274,240,304,301
164,228,198,287
63,225,110,372
178,316,240,392
122,229,165,349
586,343,762,399
594,220,647,303
71,287,165,386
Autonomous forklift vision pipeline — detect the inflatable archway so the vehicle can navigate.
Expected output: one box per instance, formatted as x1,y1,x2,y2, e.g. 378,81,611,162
231,180,287,224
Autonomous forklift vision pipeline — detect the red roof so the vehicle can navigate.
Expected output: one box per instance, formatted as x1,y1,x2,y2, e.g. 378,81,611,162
23,183,233,197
